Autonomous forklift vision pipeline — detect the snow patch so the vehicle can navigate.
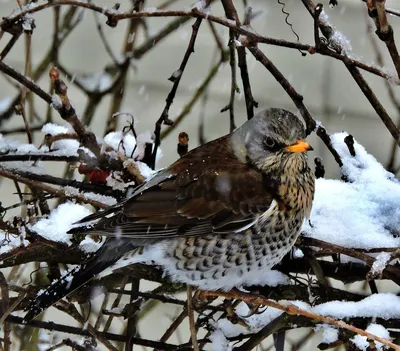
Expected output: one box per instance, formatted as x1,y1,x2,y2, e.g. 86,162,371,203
352,323,391,350
31,203,92,244
310,293,400,319
303,133,400,249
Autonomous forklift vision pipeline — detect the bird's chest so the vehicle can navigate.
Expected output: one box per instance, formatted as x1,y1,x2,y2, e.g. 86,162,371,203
249,208,304,262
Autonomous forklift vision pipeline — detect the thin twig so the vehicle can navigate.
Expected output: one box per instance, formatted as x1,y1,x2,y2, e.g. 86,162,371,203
0,167,109,208
1,1,395,82
187,286,199,351
248,46,316,135
151,16,204,169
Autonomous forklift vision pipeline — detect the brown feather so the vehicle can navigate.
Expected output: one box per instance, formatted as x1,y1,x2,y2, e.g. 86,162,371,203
77,135,276,242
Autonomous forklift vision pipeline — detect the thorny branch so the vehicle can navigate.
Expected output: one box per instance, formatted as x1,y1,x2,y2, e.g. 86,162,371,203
0,1,399,351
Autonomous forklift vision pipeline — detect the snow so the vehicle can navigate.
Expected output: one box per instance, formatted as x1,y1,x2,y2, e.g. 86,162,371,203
38,328,63,351
0,134,39,155
41,123,80,156
319,10,352,55
104,130,154,161
64,186,117,206
0,135,48,174
210,329,232,351
0,235,29,255
79,236,102,253
321,325,339,344
104,131,136,158
352,324,391,350
135,131,154,159
330,28,352,55
31,203,92,244
136,161,156,180
106,171,133,190
303,132,400,250
293,248,304,258
210,301,284,350
370,252,391,277
212,294,398,350
22,16,34,31
50,94,62,109
309,293,400,320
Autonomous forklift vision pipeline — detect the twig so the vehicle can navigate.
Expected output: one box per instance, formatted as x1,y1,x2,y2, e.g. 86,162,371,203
315,125,343,167
125,279,140,351
93,12,119,65
300,237,400,285
248,46,316,135
0,272,11,351
49,67,103,157
151,16,204,169
177,132,189,157
366,14,400,171
103,276,129,333
233,313,287,351
0,167,109,208
0,33,22,61
187,286,199,351
220,0,240,131
55,300,119,351
314,157,325,178
157,309,188,347
1,1,395,82
0,154,79,162
2,168,120,196
161,60,224,140
5,315,192,349
237,44,258,120
301,0,400,147
313,3,323,50
366,0,400,78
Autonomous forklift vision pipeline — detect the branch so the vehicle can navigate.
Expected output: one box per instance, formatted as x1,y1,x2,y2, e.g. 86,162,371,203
1,1,394,81
366,0,400,78
301,0,400,147
205,290,400,351
151,16,204,169
248,46,316,135
0,167,109,208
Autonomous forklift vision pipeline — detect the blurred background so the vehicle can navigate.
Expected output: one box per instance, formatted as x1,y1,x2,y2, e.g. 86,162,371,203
1,0,399,176
0,0,400,350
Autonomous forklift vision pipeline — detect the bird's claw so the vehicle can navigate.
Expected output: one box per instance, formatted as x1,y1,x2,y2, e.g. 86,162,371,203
192,289,217,310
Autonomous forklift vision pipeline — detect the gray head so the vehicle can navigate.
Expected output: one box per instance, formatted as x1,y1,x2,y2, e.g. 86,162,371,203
230,108,312,171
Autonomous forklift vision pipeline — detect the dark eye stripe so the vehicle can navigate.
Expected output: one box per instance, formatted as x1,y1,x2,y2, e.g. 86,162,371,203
263,137,284,152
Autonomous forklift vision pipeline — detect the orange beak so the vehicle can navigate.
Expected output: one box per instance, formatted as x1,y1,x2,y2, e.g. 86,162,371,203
285,140,313,153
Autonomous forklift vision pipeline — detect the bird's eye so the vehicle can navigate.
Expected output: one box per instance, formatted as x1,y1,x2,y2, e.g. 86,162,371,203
264,136,275,148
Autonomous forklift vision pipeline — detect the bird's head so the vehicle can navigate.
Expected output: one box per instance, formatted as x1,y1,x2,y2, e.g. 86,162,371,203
230,108,313,175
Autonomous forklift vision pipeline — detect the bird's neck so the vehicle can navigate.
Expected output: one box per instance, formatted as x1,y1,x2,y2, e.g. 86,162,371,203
276,155,314,219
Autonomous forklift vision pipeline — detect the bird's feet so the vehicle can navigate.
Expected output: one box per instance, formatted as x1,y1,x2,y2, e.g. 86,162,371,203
193,288,268,326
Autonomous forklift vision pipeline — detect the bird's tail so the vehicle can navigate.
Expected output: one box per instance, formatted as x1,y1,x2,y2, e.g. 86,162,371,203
23,250,121,322
24,236,139,321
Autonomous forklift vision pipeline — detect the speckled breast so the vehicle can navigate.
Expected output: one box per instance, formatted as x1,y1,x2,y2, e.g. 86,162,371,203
159,204,305,291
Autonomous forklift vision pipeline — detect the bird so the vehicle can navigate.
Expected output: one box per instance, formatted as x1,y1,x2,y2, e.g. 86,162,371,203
24,108,315,321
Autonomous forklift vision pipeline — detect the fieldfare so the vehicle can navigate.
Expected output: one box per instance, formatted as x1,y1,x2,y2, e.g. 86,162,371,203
24,108,315,321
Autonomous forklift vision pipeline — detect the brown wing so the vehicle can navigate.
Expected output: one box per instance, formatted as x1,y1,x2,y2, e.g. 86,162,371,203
78,136,277,241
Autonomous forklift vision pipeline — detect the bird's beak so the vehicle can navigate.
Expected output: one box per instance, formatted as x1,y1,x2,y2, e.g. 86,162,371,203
285,140,313,153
